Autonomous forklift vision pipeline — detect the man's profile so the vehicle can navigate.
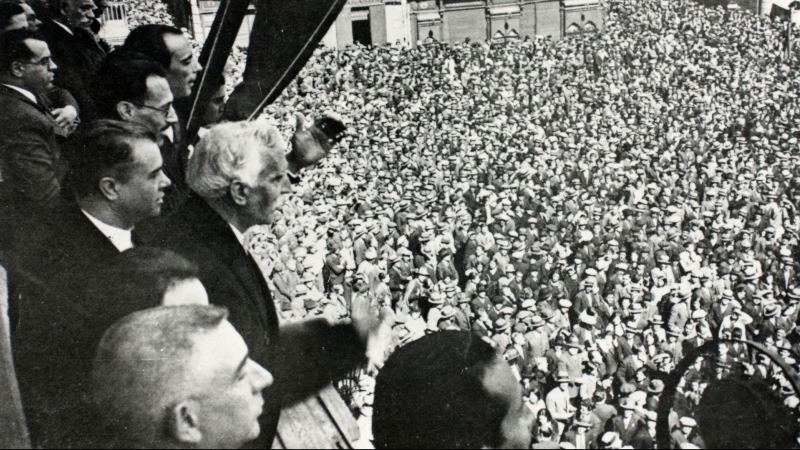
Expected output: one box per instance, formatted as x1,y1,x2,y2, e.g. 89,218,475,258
92,305,273,449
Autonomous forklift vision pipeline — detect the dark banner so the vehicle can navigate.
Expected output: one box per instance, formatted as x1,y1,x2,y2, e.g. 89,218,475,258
224,0,349,122
186,0,348,142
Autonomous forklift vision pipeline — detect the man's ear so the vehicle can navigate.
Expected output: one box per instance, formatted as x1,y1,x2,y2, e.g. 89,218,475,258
116,101,137,121
229,180,248,206
98,177,120,201
168,400,203,445
58,0,71,18
9,61,25,79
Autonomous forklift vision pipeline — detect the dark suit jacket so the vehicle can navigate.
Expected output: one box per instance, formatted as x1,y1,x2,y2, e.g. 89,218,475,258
41,20,106,120
615,355,654,386
610,415,644,446
139,193,366,446
10,202,121,448
562,429,597,449
0,85,67,210
159,132,191,214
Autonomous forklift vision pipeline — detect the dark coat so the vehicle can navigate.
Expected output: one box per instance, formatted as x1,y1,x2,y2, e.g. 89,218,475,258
0,85,68,210
139,193,366,446
41,20,106,119
610,414,645,446
10,202,121,448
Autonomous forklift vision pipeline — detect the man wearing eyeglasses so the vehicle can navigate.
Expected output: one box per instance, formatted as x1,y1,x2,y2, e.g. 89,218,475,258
0,29,66,219
92,50,187,212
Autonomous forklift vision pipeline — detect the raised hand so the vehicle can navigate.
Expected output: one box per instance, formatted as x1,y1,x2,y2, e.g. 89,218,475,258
288,112,347,173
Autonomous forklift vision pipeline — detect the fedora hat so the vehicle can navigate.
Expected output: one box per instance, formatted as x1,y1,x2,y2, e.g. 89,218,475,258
574,416,592,428
647,379,665,394
742,266,760,281
624,324,641,334
601,432,623,448
650,315,664,325
765,304,781,318
495,319,511,332
565,335,583,349
440,305,456,319
579,310,597,326
521,299,536,310
556,370,571,383
530,315,545,328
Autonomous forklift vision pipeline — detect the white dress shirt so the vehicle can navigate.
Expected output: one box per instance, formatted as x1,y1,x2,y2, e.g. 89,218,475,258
575,432,586,449
52,19,74,36
82,210,134,252
2,84,37,105
230,224,246,249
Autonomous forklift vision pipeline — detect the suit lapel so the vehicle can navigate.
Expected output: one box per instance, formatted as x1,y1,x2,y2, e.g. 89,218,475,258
1,86,49,117
185,195,279,339
67,207,121,258
0,87,64,140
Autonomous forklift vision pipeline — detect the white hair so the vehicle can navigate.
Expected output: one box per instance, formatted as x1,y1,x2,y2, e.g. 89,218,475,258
187,121,285,200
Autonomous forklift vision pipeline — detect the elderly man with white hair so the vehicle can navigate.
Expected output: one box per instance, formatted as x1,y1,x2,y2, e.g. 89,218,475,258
140,116,388,447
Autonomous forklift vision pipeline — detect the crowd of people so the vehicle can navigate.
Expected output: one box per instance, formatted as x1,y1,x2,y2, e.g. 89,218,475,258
2,0,800,447
241,0,800,447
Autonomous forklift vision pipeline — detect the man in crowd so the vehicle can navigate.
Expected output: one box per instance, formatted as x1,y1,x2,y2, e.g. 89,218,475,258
11,120,170,447
0,29,67,211
116,25,204,206
40,0,106,118
92,52,186,211
121,24,202,118
139,119,383,447
1,3,28,31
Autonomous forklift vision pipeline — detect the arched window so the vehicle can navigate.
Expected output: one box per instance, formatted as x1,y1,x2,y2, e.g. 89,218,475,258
584,21,598,32
566,23,581,34
507,28,520,39
493,30,506,41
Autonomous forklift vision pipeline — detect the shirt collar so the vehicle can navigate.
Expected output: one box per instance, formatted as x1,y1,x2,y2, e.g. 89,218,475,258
81,210,134,252
52,19,74,36
2,84,37,105
230,224,246,247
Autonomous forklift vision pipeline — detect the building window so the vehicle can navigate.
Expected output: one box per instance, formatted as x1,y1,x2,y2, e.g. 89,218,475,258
584,21,597,32
425,30,438,43
101,2,127,21
566,23,581,34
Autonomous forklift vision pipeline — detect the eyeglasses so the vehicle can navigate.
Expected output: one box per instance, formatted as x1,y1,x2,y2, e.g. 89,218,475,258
22,56,52,67
135,103,173,118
